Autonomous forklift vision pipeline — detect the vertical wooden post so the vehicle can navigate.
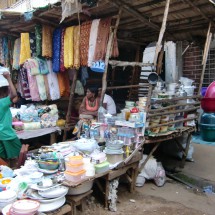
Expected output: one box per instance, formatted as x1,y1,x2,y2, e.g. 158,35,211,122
153,0,171,67
100,9,122,107
198,22,212,95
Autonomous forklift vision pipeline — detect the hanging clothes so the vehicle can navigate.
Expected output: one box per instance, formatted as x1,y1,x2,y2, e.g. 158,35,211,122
73,25,80,69
80,21,92,66
29,32,37,57
37,57,49,75
60,28,66,72
64,26,74,68
93,18,111,61
20,33,31,65
57,72,70,97
43,75,51,100
25,58,40,76
52,28,62,73
12,38,21,70
111,36,119,58
24,62,40,101
88,19,100,67
0,38,4,65
42,25,53,58
35,25,42,57
47,60,60,100
2,37,9,67
20,66,31,100
35,74,47,101
80,66,89,86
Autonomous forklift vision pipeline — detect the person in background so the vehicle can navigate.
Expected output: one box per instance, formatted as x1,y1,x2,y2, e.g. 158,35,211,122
98,88,117,115
79,86,100,118
13,92,27,108
0,72,21,167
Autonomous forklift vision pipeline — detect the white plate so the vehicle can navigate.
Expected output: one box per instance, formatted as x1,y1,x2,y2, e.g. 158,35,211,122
38,168,58,174
38,186,68,198
31,183,61,191
2,203,12,215
39,193,66,203
38,196,65,212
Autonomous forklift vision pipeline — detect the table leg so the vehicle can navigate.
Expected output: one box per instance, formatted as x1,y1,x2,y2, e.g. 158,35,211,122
105,176,109,209
50,132,57,145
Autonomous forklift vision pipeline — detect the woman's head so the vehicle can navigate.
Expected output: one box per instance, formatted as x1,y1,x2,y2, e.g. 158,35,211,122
0,86,9,98
86,86,98,100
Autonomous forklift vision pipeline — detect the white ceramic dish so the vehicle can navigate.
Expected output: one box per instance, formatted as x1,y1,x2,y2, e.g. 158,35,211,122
38,196,65,212
0,190,17,202
39,193,66,203
38,168,58,174
31,182,61,191
38,186,68,198
2,203,12,215
12,199,40,213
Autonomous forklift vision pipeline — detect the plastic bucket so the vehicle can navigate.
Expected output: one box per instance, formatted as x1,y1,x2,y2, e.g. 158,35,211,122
200,123,215,142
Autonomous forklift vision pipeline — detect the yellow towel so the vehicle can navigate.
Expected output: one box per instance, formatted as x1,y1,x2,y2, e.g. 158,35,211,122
64,26,74,69
19,33,31,65
73,26,80,69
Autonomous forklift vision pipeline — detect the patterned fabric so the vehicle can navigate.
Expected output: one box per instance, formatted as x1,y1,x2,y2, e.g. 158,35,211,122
35,74,47,101
20,33,31,65
37,57,49,75
93,18,111,61
35,25,42,57
12,38,21,70
64,26,74,68
73,26,80,69
2,37,9,67
42,25,53,58
60,28,66,72
52,28,62,73
88,19,100,67
29,32,36,57
20,66,31,100
43,75,51,100
47,60,60,100
80,21,92,66
57,72,70,97
0,38,4,65
25,58,40,76
24,62,40,101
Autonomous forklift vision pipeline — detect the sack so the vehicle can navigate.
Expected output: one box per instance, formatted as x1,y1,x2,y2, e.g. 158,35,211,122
154,162,166,187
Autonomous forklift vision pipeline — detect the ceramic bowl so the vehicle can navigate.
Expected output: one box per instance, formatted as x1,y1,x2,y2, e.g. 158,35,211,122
38,161,59,170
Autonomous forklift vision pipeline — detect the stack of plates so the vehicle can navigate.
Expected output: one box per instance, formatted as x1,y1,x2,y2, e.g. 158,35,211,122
0,190,17,210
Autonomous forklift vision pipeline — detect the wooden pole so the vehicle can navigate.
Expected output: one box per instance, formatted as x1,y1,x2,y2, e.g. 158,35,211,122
153,0,171,67
100,9,122,107
109,60,153,67
198,22,212,95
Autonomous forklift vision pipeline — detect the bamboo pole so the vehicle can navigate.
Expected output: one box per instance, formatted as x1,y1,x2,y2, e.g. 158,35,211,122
100,9,122,107
153,0,171,67
109,60,153,67
198,22,212,95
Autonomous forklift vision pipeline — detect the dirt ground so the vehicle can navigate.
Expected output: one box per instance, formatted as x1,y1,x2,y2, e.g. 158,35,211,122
81,179,215,215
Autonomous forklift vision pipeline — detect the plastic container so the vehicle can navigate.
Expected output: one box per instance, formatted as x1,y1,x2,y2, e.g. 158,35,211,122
65,162,84,173
200,124,215,142
64,170,86,182
200,112,215,124
106,153,124,165
67,180,93,195
183,86,195,96
68,155,83,165
94,161,110,174
201,98,215,112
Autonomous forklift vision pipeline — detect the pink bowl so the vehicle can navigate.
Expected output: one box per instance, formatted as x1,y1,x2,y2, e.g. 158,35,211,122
205,81,215,98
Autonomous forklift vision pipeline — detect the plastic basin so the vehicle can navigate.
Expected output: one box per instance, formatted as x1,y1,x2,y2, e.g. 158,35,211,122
201,98,215,112
200,123,215,142
205,81,215,98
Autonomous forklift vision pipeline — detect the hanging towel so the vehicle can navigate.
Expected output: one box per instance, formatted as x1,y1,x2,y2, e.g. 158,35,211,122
52,28,62,73
88,19,100,67
47,60,60,100
42,25,53,58
35,74,47,101
24,62,40,101
0,38,4,65
64,26,74,68
57,72,70,97
29,32,37,57
73,25,80,69
80,21,92,66
25,58,40,76
13,38,21,70
93,18,111,62
20,66,31,100
37,57,49,75
35,25,42,57
111,36,119,58
60,28,66,72
20,33,31,65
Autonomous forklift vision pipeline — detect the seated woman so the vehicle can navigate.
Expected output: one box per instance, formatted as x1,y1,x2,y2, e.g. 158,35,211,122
79,86,100,119
73,86,100,137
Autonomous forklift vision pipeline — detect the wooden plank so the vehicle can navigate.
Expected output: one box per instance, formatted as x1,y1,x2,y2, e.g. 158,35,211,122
109,60,153,67
153,0,171,66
